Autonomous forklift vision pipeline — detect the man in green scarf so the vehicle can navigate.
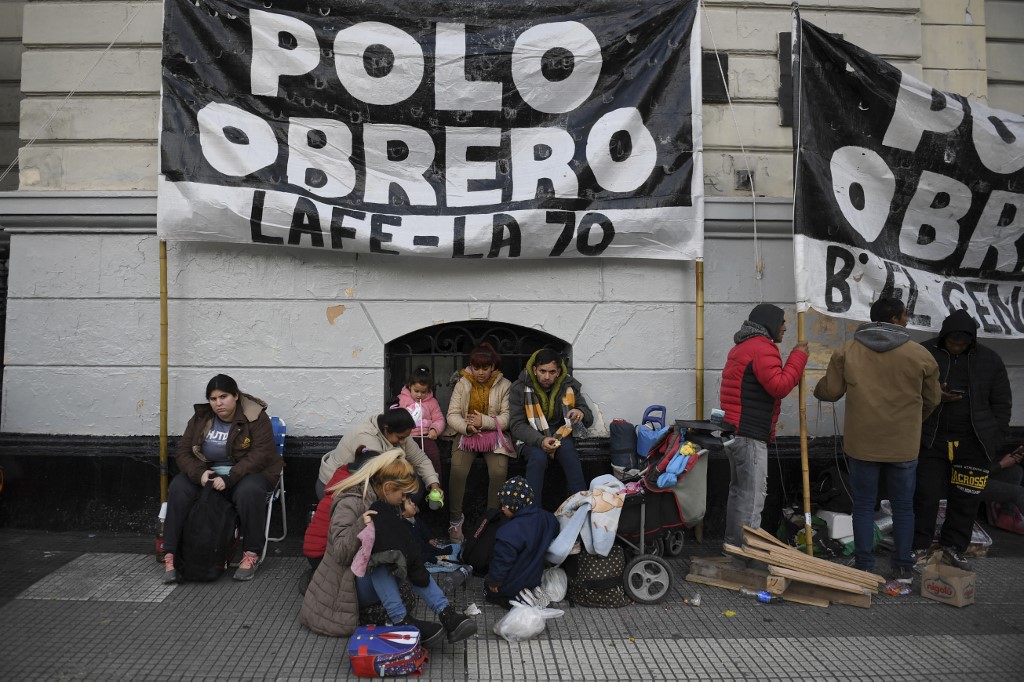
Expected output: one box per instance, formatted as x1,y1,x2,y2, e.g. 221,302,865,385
509,349,594,504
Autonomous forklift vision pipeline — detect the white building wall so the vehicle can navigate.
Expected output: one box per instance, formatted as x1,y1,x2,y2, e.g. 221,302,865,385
3,0,1023,440
986,0,1024,112
0,0,24,191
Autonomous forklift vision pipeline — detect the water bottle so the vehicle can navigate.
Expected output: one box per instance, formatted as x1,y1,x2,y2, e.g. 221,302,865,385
155,502,167,562
739,588,783,604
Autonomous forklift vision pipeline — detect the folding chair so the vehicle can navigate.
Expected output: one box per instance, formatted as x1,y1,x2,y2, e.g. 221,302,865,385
262,416,288,560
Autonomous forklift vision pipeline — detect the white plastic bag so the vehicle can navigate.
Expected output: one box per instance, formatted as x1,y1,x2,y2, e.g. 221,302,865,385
492,589,564,642
541,567,568,603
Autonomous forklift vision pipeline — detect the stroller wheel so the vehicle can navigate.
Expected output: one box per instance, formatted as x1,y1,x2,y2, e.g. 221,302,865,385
623,555,672,604
663,530,686,557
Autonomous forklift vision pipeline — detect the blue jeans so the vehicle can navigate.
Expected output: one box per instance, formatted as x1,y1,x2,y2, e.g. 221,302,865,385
355,566,448,622
848,457,917,572
523,437,586,501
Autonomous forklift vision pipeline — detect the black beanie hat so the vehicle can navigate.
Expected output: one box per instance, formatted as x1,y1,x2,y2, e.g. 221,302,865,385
748,304,786,341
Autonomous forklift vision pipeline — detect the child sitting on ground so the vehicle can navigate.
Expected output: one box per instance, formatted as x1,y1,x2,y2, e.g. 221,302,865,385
398,367,446,475
356,497,432,589
484,476,559,609
401,497,459,563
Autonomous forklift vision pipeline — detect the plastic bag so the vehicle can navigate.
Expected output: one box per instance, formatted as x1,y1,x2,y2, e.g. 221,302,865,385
541,567,568,603
492,589,564,643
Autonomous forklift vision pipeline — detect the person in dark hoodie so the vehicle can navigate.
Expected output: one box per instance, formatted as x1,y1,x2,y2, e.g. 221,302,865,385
509,349,594,503
912,309,1012,571
814,298,941,583
485,476,559,609
719,303,808,561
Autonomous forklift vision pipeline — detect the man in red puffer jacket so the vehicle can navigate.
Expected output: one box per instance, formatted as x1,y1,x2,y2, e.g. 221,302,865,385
719,304,808,560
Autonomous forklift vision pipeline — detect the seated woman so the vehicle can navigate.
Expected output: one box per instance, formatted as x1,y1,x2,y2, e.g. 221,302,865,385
317,403,443,504
300,450,476,645
162,374,282,583
444,342,513,543
303,446,381,576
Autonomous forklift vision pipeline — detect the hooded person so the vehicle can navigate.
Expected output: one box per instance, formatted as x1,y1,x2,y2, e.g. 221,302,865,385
508,349,594,504
719,303,808,561
912,309,1012,571
484,476,559,609
814,298,941,584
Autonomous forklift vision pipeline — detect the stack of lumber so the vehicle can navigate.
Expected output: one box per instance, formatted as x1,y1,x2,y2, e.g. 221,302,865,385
685,525,885,608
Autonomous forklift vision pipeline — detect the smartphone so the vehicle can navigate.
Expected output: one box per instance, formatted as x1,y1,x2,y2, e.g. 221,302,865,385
948,389,966,396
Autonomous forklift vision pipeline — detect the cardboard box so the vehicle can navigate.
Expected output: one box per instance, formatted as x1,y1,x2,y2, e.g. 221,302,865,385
921,557,976,607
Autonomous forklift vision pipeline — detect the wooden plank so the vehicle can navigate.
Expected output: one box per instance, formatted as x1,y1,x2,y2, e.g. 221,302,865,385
739,537,884,588
766,575,790,595
742,525,790,548
770,591,830,608
685,572,829,608
769,566,870,595
726,541,881,592
687,557,767,590
785,581,872,609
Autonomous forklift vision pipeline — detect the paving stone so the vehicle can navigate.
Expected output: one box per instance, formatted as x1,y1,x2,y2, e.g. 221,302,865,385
0,529,1022,679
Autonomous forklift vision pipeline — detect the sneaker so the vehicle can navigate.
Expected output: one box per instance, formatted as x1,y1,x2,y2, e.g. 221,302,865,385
891,566,914,585
941,546,971,571
910,548,931,573
438,605,477,644
163,553,177,584
233,551,260,581
448,517,465,544
396,616,445,648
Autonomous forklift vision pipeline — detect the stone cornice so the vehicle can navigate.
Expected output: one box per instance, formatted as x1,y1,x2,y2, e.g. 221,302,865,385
0,191,796,237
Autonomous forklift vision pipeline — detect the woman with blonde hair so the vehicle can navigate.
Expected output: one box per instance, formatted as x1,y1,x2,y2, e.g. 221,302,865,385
300,449,476,645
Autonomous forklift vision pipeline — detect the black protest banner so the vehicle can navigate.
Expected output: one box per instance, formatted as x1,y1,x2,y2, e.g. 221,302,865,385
157,0,703,260
793,20,1024,337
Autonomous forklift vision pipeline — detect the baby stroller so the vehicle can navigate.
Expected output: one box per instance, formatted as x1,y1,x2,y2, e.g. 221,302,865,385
613,419,734,604
613,485,686,604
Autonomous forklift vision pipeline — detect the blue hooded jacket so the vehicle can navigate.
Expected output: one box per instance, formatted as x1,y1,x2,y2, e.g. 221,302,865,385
486,505,559,598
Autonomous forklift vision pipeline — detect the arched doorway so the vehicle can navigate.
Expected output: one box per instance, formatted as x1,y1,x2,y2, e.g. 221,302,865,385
384,322,571,413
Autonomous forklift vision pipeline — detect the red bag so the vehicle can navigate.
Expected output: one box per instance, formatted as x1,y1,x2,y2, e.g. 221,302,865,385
986,502,1024,535
348,625,428,678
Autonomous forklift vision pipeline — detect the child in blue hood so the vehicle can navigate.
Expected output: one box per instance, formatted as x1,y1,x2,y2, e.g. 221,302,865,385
485,476,559,609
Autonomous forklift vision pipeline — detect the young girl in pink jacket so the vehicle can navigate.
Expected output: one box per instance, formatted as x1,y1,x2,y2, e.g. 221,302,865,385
398,367,446,475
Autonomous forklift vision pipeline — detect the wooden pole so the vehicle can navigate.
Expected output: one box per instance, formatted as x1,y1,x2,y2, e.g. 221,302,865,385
798,310,813,555
695,260,705,420
159,240,169,503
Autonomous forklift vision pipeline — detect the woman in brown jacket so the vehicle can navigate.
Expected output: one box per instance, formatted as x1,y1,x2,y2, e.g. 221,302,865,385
299,450,476,646
162,374,282,583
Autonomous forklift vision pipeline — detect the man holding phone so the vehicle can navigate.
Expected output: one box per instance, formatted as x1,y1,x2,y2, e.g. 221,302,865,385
913,310,1012,570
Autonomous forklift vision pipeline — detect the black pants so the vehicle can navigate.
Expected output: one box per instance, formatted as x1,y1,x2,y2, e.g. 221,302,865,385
913,436,990,552
164,472,273,555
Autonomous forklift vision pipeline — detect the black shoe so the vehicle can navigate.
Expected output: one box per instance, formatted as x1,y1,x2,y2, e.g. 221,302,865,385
396,616,445,648
942,546,971,571
891,566,913,585
438,605,477,644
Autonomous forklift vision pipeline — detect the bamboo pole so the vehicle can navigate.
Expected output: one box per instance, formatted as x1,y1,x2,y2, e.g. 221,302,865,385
798,311,812,555
695,260,705,420
159,240,169,503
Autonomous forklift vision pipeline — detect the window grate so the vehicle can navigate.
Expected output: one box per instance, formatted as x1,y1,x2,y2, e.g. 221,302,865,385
385,322,571,413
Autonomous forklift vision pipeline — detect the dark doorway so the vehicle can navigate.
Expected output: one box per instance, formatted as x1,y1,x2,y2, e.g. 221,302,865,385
384,322,571,414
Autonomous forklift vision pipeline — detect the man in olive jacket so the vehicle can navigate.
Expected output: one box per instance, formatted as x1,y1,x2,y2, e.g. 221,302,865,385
814,298,941,583
912,309,1012,571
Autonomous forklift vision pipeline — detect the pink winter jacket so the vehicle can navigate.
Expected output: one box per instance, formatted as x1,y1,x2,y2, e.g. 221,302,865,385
398,386,446,438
